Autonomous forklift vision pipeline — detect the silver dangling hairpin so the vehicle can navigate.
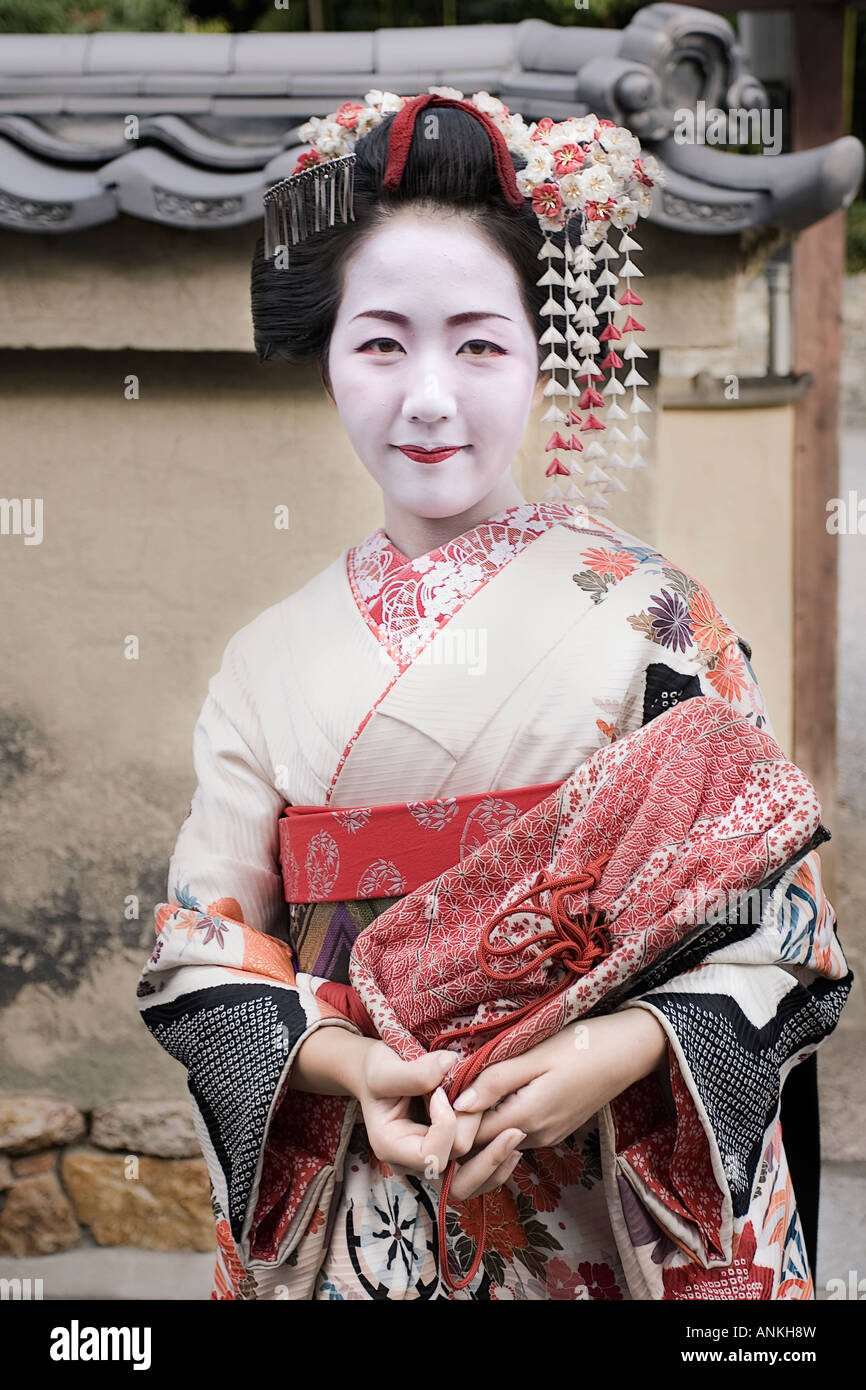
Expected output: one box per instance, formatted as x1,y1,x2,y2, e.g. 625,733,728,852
263,153,356,261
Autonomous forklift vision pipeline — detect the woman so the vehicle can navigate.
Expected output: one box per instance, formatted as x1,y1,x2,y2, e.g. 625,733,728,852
136,94,851,1300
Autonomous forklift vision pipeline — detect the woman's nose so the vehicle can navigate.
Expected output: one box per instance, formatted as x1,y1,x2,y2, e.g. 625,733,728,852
401,367,457,423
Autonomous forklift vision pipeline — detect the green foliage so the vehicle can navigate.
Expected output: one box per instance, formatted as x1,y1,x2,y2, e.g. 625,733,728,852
0,0,69,31
253,1,309,33
0,0,190,31
0,0,647,35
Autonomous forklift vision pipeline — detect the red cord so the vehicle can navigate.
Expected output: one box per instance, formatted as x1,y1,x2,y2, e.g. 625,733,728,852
382,94,525,210
430,855,611,1292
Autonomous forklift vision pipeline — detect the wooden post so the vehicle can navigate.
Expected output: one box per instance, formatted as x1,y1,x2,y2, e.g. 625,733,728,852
791,1,847,901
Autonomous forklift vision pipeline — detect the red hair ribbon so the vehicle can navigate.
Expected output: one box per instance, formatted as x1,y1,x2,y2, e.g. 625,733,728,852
382,94,525,211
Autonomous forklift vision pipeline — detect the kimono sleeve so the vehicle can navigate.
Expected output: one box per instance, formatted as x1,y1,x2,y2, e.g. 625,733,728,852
136,628,362,1296
166,626,292,935
603,568,852,1269
609,847,850,1270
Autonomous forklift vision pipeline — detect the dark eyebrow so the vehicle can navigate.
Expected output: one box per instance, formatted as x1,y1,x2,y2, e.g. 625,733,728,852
349,309,512,326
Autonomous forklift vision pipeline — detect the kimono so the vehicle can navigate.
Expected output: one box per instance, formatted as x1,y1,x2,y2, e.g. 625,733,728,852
136,499,851,1300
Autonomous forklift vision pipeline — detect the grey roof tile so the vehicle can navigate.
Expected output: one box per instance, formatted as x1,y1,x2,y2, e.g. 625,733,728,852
289,73,434,98
137,73,288,95
62,95,217,115
232,31,375,74
0,115,124,163
142,114,284,167
205,74,295,96
0,97,77,115
498,69,582,99
0,75,150,95
434,70,503,87
209,98,320,118
0,135,116,231
516,16,619,71
0,16,861,238
374,22,516,71
0,34,91,76
99,145,264,227
85,32,234,75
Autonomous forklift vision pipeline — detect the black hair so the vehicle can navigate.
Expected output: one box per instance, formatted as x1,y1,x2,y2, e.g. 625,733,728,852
250,106,567,391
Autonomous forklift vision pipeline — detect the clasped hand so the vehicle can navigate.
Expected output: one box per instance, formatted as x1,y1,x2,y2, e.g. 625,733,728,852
356,1009,668,1205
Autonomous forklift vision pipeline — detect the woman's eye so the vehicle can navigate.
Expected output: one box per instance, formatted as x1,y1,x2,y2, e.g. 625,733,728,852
459,339,506,356
356,337,505,357
358,338,404,354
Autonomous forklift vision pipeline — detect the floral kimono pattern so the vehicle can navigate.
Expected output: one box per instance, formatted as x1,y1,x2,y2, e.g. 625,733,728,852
136,500,851,1300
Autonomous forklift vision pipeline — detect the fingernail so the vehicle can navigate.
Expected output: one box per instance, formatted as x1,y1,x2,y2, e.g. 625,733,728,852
513,1130,527,1144
431,1086,446,1104
453,1088,477,1112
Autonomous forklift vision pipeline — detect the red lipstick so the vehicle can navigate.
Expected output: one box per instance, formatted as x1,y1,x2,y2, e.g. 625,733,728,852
397,445,462,464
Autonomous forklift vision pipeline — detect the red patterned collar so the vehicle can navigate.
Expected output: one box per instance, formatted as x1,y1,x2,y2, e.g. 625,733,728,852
347,499,600,668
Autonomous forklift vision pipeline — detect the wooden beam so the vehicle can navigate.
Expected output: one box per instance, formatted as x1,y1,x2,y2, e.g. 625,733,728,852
791,1,846,896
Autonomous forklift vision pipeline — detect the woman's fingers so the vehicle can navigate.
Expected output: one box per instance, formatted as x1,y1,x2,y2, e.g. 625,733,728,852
361,1047,528,1177
368,1045,455,1099
469,1148,524,1199
363,1092,452,1174
447,1127,526,1203
419,1085,457,1180
452,1055,537,1114
452,1108,484,1159
472,1091,532,1147
364,1094,523,1188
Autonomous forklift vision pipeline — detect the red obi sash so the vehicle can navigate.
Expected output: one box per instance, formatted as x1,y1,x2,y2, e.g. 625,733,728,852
278,780,565,905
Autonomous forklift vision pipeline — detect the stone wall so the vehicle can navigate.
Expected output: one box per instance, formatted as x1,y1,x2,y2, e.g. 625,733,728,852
0,1095,213,1259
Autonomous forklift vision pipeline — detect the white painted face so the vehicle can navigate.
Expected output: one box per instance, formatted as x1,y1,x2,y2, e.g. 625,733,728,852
325,209,543,521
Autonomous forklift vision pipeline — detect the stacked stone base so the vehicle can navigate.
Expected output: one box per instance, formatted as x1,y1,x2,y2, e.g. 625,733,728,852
0,1095,214,1259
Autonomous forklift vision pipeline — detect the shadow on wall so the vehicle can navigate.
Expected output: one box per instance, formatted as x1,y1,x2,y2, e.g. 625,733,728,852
0,705,188,1102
